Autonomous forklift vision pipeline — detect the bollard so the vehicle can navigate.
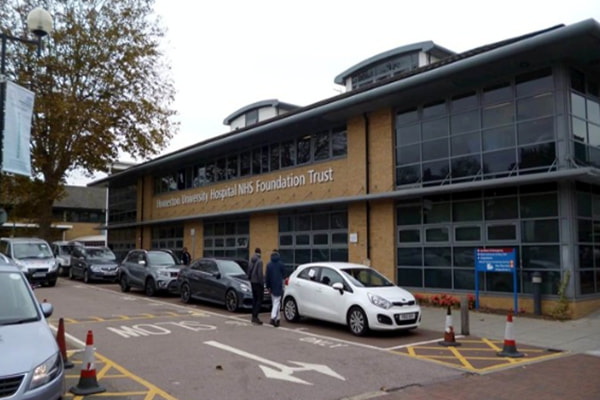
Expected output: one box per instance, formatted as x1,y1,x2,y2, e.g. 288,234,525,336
460,295,470,335
532,272,542,316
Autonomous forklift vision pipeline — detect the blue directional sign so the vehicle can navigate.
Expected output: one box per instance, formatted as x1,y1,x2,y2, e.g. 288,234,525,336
475,248,516,272
474,248,518,312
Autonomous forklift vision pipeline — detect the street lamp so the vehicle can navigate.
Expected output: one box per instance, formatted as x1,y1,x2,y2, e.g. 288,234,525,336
0,7,53,225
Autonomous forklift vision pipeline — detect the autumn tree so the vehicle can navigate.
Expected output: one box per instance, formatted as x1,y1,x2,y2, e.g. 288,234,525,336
0,0,177,240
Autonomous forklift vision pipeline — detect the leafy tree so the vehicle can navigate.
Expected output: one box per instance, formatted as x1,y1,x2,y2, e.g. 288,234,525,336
0,0,177,240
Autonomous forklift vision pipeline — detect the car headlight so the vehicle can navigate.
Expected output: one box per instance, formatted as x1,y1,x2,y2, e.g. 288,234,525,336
239,283,250,293
157,270,170,277
14,260,27,271
367,293,393,310
50,261,59,271
28,352,62,390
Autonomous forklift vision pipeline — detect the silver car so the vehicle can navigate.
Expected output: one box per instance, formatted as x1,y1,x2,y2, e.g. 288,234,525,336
118,249,181,296
0,259,65,399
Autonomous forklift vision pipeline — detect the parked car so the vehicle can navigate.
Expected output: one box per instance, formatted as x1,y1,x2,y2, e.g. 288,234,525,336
69,246,119,283
52,240,83,276
118,249,181,296
0,264,65,399
178,257,270,312
0,237,59,287
283,262,422,336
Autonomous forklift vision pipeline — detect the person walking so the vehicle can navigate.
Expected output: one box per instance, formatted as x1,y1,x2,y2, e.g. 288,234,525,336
247,248,264,325
181,247,191,265
265,249,285,327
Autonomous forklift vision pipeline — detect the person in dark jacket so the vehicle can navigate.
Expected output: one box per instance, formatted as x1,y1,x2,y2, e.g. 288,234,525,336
265,250,285,327
181,247,191,265
247,248,264,325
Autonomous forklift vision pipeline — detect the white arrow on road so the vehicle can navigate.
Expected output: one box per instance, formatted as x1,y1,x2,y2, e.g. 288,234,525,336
204,340,345,385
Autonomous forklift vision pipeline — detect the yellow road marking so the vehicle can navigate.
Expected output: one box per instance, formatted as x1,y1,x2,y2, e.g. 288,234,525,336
448,346,475,370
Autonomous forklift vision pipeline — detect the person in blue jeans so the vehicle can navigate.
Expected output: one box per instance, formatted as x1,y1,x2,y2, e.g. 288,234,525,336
247,248,264,325
265,249,285,327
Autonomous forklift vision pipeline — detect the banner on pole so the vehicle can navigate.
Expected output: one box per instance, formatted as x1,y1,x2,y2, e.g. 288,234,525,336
2,81,35,177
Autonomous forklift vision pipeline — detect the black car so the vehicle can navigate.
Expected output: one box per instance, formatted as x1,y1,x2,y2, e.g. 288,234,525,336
178,257,270,312
69,246,119,283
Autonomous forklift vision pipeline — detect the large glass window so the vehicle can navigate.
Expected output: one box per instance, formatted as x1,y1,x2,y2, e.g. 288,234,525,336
570,68,600,167
397,185,561,295
396,68,556,187
203,220,249,260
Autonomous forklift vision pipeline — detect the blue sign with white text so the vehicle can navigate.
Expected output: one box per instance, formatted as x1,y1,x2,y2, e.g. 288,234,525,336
475,248,516,272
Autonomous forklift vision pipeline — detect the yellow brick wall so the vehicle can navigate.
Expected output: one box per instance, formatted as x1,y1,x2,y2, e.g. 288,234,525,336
368,199,396,279
367,109,394,193
348,202,367,264
63,222,103,241
250,213,279,269
184,220,204,260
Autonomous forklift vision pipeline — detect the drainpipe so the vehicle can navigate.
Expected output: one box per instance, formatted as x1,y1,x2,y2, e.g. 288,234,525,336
363,113,371,262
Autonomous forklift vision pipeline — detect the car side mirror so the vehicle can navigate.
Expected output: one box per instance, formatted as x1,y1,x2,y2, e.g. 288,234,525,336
213,272,221,279
332,282,344,294
40,302,53,318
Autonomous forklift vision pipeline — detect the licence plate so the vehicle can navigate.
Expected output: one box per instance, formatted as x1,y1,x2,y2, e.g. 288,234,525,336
32,272,46,278
398,313,415,320
104,271,117,275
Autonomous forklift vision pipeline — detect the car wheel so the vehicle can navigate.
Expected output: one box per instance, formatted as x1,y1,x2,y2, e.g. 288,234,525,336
48,279,57,287
68,267,74,280
83,269,90,284
145,278,156,297
119,275,130,292
180,283,192,304
283,297,300,322
225,289,238,312
347,306,369,336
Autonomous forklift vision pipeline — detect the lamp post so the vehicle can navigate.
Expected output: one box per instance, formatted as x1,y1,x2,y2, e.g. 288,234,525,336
0,7,53,225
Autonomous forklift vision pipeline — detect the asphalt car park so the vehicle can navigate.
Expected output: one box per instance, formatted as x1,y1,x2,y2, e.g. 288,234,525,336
33,279,569,399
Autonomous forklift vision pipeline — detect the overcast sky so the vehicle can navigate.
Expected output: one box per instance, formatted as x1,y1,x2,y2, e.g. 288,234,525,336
68,0,600,185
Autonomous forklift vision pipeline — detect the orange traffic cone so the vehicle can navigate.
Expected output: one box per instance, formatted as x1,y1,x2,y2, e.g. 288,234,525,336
439,306,461,346
56,318,74,369
497,312,524,358
70,330,106,395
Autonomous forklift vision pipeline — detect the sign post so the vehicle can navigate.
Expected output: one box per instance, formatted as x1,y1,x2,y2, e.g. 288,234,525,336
474,248,518,312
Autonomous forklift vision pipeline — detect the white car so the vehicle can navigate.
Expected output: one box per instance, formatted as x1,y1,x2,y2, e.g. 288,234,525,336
283,262,421,336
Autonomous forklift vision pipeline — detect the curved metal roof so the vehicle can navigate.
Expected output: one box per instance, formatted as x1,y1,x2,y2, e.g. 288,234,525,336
333,41,456,85
223,99,300,125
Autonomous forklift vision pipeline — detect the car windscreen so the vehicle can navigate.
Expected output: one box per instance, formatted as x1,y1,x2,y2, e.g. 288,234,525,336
341,268,394,288
217,260,246,275
147,251,177,266
13,242,54,259
0,271,40,324
86,247,116,261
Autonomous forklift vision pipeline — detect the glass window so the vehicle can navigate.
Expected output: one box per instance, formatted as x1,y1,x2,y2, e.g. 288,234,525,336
482,125,515,151
521,220,559,242
313,234,328,245
454,247,476,267
246,109,258,126
398,205,421,225
281,140,295,167
517,117,554,145
451,110,480,134
451,92,478,112
453,200,482,221
424,247,451,266
227,156,238,179
424,268,452,289
487,224,516,240
571,68,586,93
517,93,553,120
455,226,481,241
516,69,553,97
522,245,559,269
485,197,518,220
396,109,419,125
397,248,422,266
399,229,420,243
422,160,449,182
252,148,261,174
519,143,555,170
396,165,421,186
397,268,423,287
483,83,511,104
451,155,481,179
424,202,450,223
423,102,446,118
396,124,421,145
240,151,251,176
483,149,516,176
425,227,449,242
261,146,269,173
520,194,558,218
451,132,480,156
332,128,347,157
587,99,600,124
270,144,280,171
397,144,420,165
297,136,311,165
422,138,448,160
313,131,329,160
422,118,448,141
483,102,514,128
